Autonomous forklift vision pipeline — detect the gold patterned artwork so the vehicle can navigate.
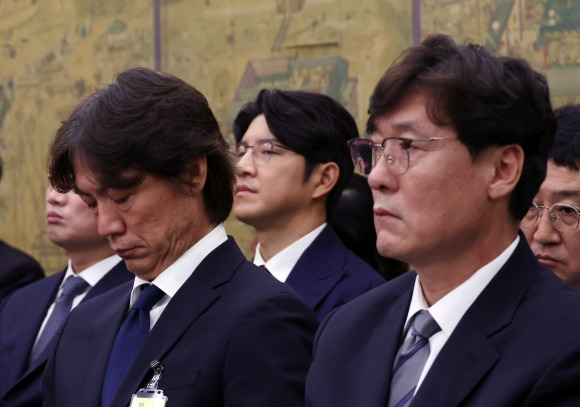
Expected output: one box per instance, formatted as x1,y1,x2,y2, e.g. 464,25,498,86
0,0,578,275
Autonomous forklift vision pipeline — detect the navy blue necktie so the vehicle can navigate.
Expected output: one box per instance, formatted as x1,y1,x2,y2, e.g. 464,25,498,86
29,276,89,365
388,310,441,407
100,284,165,407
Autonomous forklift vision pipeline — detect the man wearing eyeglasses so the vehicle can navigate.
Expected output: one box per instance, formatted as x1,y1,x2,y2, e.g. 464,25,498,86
306,34,580,407
232,89,385,321
522,104,580,291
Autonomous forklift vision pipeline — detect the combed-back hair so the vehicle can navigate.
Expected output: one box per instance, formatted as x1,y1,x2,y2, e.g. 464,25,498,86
367,34,557,220
48,67,235,224
233,89,358,220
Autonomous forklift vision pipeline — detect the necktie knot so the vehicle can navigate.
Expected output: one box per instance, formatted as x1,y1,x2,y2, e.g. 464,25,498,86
60,276,89,298
411,310,441,340
133,284,164,311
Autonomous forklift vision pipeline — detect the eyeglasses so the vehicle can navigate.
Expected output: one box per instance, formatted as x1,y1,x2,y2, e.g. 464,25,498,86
347,137,455,175
231,140,296,167
521,202,580,234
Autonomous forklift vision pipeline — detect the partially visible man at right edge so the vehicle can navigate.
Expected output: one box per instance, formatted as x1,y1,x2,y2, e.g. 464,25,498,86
306,34,580,407
522,104,580,291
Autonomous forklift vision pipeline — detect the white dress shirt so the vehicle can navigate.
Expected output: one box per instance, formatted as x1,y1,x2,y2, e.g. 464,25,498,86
253,223,326,282
404,235,520,393
131,223,228,330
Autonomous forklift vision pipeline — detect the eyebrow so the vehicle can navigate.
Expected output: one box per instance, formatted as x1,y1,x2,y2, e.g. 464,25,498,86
552,190,580,199
73,185,92,197
392,121,422,133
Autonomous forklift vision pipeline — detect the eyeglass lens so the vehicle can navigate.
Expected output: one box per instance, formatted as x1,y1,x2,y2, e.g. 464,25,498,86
234,140,274,166
522,203,580,233
349,138,409,175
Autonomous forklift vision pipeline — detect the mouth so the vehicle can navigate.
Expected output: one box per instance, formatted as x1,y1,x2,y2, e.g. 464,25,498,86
114,247,137,258
46,211,63,224
373,206,398,218
235,185,255,196
536,253,560,266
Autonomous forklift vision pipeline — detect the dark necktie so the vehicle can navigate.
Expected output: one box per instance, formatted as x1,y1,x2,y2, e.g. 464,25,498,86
100,284,165,407
29,276,89,365
388,310,441,407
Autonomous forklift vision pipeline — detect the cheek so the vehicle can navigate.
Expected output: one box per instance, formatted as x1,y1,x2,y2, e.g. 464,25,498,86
522,227,535,244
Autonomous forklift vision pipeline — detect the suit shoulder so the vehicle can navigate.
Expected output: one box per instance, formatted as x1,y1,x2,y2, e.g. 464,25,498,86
321,272,414,329
0,272,62,310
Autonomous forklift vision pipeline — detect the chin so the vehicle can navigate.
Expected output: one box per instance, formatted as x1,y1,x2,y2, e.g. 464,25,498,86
232,208,257,225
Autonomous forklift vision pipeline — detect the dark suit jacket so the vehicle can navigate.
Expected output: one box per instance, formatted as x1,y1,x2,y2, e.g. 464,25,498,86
0,260,132,407
42,237,319,407
306,235,580,407
0,241,44,304
286,226,385,321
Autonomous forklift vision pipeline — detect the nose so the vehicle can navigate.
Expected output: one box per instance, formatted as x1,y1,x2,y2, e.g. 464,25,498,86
236,148,256,175
531,209,562,245
96,203,125,238
45,186,66,206
367,155,398,193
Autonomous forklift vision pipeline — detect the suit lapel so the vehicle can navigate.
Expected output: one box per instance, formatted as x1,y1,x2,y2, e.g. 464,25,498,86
286,226,347,310
77,283,133,407
353,274,414,407
21,262,131,378
109,237,246,407
411,315,499,406
411,235,539,406
13,273,64,378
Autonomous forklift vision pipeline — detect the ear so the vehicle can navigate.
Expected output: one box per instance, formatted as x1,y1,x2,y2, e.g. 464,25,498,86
185,156,208,194
311,162,340,199
488,144,524,200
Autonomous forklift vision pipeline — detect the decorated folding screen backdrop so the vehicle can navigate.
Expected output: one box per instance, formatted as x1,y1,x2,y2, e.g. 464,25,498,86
0,0,578,275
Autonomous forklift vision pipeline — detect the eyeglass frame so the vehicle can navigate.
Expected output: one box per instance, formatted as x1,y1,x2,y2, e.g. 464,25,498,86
521,201,580,234
347,136,456,175
231,139,297,167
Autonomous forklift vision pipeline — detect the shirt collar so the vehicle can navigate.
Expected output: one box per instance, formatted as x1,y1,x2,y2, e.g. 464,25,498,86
254,223,326,282
62,254,123,288
406,234,520,336
130,223,228,306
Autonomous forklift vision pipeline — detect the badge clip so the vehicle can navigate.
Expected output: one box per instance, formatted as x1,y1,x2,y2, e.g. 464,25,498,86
129,360,168,407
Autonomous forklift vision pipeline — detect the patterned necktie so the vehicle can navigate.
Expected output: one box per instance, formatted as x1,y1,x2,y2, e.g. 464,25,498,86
388,310,441,407
29,276,89,365
100,284,165,407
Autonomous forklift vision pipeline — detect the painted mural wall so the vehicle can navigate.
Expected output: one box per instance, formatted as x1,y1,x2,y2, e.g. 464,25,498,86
0,0,578,275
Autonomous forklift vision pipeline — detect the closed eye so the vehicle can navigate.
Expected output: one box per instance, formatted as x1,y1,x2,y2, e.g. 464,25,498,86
113,196,129,205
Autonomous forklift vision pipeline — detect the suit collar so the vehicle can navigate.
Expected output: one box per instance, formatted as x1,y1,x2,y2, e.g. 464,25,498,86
354,275,414,407
412,233,540,406
20,262,131,375
2,272,65,388
109,237,246,407
285,226,348,309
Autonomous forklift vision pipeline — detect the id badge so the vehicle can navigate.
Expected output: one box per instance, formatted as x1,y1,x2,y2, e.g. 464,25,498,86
129,389,167,407
129,360,168,407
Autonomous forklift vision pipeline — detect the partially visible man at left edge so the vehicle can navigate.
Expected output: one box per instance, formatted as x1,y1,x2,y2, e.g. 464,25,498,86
42,67,318,407
0,154,45,303
0,187,132,407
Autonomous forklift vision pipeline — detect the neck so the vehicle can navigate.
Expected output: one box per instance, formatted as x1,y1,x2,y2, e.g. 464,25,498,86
415,228,519,306
68,246,115,274
255,216,325,262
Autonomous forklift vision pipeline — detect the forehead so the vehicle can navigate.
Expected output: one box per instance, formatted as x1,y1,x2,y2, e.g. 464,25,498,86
371,93,453,140
537,162,580,200
241,114,277,142
73,169,105,197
